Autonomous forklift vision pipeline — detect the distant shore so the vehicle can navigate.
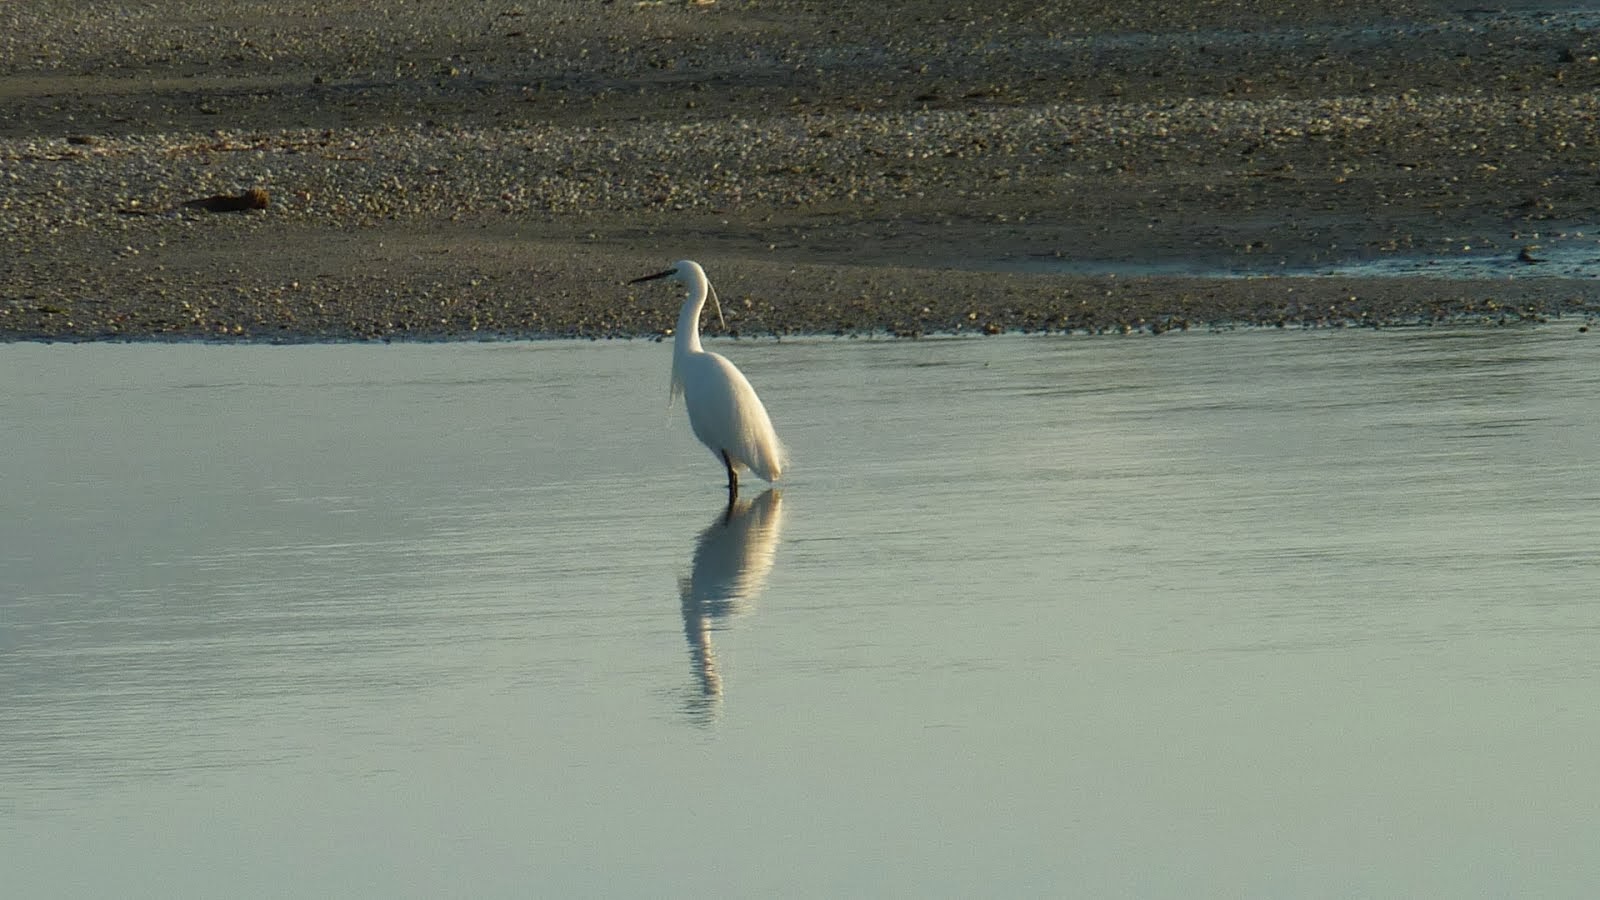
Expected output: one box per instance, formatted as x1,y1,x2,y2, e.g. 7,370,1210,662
4,0,1598,340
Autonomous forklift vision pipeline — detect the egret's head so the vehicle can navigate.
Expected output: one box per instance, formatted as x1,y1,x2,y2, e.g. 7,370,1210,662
629,259,725,330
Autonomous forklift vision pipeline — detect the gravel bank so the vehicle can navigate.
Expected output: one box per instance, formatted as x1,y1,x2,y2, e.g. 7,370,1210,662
3,0,1598,340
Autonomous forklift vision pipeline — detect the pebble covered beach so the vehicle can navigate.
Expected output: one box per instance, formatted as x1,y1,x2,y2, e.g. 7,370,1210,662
3,0,1599,340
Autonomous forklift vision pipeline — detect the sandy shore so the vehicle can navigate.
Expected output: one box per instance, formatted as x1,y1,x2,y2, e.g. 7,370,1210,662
3,0,1598,340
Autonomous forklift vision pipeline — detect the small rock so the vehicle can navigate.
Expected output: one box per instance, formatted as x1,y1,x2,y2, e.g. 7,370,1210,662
183,189,270,213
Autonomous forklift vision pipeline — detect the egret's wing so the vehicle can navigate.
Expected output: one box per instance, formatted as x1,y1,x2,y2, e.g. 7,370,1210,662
694,352,784,482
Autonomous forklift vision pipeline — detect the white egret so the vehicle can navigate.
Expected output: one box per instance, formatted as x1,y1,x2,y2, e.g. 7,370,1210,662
629,260,785,498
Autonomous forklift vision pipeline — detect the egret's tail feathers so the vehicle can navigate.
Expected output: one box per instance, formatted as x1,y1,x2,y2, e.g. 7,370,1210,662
733,435,785,484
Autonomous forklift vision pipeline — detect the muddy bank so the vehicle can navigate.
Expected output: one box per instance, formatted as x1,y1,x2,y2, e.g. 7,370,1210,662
3,1,1599,340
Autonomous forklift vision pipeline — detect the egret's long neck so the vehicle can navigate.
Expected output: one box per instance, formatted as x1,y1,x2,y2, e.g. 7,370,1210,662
675,269,709,356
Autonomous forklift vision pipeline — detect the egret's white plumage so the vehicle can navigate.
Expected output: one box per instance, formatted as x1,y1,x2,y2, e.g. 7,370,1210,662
630,259,785,496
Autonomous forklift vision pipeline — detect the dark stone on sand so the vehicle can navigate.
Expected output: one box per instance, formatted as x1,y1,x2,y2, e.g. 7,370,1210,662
183,189,271,213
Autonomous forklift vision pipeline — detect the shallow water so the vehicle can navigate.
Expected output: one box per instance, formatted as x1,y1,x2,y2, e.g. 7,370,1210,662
3,328,1597,897
1007,228,1600,280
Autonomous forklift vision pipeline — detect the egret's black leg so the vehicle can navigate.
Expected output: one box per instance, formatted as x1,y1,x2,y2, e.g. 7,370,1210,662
721,450,739,501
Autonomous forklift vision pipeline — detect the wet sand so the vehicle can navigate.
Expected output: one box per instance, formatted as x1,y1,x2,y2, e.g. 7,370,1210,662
3,0,1598,340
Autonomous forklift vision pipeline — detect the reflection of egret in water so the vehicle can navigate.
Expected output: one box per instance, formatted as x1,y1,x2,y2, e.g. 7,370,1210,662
680,489,785,723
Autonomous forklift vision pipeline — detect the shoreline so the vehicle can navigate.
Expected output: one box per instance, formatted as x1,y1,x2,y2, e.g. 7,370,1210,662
6,224,1590,342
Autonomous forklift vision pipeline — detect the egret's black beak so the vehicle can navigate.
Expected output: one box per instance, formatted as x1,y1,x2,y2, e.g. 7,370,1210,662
628,268,676,284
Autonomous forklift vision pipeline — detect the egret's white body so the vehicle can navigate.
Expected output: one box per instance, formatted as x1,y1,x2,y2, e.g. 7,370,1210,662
630,260,785,496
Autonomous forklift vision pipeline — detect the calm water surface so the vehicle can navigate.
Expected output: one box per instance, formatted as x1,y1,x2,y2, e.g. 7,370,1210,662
2,328,1597,897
